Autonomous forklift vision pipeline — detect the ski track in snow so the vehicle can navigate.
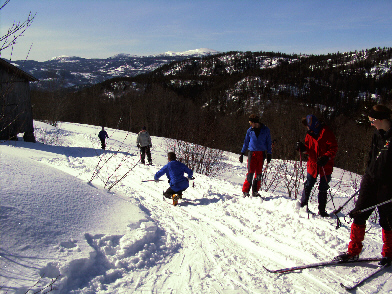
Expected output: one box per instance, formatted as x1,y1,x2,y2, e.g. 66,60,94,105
1,121,391,294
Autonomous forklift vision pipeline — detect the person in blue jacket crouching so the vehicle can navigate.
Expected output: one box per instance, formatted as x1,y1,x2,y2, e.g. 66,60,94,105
154,152,194,199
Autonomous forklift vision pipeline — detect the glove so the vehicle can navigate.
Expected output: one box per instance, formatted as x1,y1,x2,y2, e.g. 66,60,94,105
137,144,141,148
149,144,152,148
317,155,329,167
266,153,272,164
348,209,359,218
296,141,306,152
239,154,244,163
154,179,159,183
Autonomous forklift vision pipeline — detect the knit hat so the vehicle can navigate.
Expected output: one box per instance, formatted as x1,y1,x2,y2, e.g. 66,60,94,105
306,115,321,134
368,105,391,120
142,126,146,130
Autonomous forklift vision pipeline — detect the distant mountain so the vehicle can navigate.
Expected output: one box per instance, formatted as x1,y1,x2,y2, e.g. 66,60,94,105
9,49,219,90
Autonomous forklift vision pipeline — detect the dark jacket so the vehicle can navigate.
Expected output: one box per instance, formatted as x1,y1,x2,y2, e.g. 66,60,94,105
304,125,338,178
98,130,108,140
365,122,392,185
154,160,193,192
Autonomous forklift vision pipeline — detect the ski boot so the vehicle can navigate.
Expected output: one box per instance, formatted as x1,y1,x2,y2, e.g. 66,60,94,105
172,194,179,206
333,253,359,262
318,211,330,217
379,257,391,266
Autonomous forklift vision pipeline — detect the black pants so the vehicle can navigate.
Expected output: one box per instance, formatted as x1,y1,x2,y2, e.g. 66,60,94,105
140,146,152,164
100,139,106,150
163,187,185,199
353,174,392,230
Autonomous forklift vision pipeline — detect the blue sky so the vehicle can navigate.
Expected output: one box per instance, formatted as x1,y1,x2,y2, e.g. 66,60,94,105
1,0,392,61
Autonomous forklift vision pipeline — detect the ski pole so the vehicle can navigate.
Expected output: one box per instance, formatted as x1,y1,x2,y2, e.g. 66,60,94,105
332,189,360,230
332,189,360,215
349,198,392,217
321,166,336,210
141,179,163,182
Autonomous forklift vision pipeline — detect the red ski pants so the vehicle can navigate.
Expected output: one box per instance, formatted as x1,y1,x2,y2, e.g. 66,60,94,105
242,151,264,193
347,224,392,258
347,223,366,256
382,229,392,258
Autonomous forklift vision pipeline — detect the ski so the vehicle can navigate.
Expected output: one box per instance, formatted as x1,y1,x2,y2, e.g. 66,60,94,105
340,263,390,291
263,257,382,274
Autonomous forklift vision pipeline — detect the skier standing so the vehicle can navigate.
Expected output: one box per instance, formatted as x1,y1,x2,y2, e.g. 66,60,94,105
154,152,193,200
98,126,109,150
335,105,392,266
239,114,272,197
136,126,152,165
296,115,338,217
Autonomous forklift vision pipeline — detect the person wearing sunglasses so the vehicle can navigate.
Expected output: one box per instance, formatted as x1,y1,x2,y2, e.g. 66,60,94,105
335,104,392,267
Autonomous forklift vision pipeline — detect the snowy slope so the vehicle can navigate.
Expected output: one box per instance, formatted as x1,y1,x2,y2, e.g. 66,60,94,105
0,121,390,294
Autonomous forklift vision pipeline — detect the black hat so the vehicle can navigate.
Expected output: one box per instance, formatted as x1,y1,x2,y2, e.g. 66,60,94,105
249,114,260,123
368,105,391,120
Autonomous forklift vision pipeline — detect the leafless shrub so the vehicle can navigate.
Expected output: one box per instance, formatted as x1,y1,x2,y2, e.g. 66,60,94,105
165,138,224,176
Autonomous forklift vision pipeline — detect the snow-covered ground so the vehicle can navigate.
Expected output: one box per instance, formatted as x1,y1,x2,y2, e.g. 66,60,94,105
1,121,390,294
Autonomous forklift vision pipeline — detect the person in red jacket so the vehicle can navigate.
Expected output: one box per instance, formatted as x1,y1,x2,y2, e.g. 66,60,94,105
296,115,338,217
334,105,392,267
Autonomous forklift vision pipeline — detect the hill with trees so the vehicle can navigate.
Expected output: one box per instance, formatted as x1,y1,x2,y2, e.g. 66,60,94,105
31,47,392,175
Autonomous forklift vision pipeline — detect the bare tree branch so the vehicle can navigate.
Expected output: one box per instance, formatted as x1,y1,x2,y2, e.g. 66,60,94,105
0,0,36,53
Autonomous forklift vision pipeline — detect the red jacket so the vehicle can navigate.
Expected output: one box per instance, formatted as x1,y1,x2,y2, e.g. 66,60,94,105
304,125,338,178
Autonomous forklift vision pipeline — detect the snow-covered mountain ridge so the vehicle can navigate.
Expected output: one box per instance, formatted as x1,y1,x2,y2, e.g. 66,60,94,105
9,49,219,90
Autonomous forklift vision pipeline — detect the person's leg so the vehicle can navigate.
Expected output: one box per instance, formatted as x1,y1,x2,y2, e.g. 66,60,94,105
140,147,146,164
378,192,392,262
163,187,176,199
146,146,152,164
300,173,317,207
251,152,264,196
347,175,377,256
242,151,256,195
318,174,331,216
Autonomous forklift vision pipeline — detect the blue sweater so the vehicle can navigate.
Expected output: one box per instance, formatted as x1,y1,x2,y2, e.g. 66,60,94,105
241,125,272,154
154,160,193,192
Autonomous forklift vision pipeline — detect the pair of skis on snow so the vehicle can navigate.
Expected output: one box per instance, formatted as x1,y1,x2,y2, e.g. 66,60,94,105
263,257,390,290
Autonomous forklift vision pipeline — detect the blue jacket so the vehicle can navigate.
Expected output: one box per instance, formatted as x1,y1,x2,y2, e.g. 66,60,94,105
241,124,272,154
154,160,193,192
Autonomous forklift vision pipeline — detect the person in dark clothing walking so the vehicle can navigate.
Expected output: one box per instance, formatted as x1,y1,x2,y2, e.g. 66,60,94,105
239,114,272,197
334,105,392,266
296,115,338,217
136,126,152,165
98,126,109,150
154,152,193,201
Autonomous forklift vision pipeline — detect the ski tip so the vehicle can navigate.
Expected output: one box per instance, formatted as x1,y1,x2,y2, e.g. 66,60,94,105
340,282,353,291
262,265,282,273
263,266,273,272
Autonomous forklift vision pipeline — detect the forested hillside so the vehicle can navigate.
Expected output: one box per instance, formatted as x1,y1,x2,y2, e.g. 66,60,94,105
31,47,392,174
